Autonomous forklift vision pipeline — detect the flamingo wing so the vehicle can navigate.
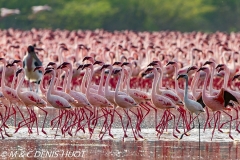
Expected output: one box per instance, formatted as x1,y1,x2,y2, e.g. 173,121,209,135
224,89,239,107
197,95,205,108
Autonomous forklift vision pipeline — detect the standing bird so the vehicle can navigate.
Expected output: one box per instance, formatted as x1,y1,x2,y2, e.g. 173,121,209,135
23,45,43,92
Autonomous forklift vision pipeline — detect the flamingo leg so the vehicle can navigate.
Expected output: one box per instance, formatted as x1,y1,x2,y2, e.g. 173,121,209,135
124,109,138,140
37,107,48,135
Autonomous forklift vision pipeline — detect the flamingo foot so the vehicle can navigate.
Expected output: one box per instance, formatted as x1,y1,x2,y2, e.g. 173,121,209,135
229,134,234,140
42,130,47,135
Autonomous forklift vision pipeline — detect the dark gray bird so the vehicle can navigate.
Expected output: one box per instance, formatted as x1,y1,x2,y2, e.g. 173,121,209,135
23,45,43,92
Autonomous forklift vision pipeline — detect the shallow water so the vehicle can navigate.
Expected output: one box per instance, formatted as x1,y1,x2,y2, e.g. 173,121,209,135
0,107,239,159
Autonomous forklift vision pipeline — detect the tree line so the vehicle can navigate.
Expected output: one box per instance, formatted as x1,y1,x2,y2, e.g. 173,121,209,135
0,0,239,32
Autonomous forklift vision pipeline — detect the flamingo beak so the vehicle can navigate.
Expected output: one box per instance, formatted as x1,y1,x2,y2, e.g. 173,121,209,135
166,61,175,66
232,74,240,81
16,69,23,76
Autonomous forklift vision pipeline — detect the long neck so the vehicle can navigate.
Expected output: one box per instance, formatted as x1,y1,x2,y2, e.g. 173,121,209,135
174,64,180,91
1,61,6,89
115,70,124,100
16,71,25,96
86,66,94,96
11,66,17,89
191,72,200,96
202,70,210,99
209,64,216,95
63,70,68,92
156,70,162,92
81,69,88,94
98,69,105,95
66,65,73,93
39,68,46,94
47,71,56,98
126,68,132,94
223,67,230,89
184,77,189,101
105,67,113,94
151,69,159,97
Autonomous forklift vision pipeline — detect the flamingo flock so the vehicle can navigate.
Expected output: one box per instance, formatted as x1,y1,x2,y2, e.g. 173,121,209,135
0,29,239,141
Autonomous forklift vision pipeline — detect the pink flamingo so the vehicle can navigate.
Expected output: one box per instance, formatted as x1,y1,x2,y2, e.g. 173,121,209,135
60,62,93,136
44,69,72,137
197,67,238,140
15,68,48,135
113,68,139,140
144,67,180,138
82,63,113,139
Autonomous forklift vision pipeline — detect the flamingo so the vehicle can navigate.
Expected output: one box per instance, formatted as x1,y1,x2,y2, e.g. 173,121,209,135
82,63,113,139
144,67,180,139
177,74,205,137
44,69,72,137
197,67,238,140
121,62,152,136
15,68,48,135
0,58,25,136
113,68,139,140
59,62,93,135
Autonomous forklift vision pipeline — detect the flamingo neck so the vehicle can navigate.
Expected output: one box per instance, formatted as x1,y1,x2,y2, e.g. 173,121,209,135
115,70,124,100
202,70,210,99
47,70,56,98
11,66,17,89
86,66,94,96
126,67,133,94
98,68,105,95
81,69,88,93
1,61,6,90
209,64,216,95
39,69,46,94
63,70,68,92
184,76,189,102
66,65,73,93
105,67,113,95
174,64,180,91
191,71,200,97
151,68,159,97
16,70,25,96
223,67,230,89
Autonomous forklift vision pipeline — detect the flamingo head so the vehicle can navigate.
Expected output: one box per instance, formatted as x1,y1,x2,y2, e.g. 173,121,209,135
16,68,23,77
27,45,35,53
121,62,130,67
82,56,93,63
100,64,111,70
215,64,224,69
47,62,56,68
144,67,154,74
177,74,188,80
203,61,213,66
166,61,176,66
12,59,21,65
44,69,53,75
197,67,209,72
77,64,83,70
0,58,6,63
93,60,104,66
112,68,122,75
120,55,127,62
187,66,198,74
147,61,158,67
232,74,240,81
6,63,14,68
112,61,122,66
82,64,92,70
34,66,44,72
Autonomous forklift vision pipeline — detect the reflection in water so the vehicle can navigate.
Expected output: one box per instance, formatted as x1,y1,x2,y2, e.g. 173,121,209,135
0,108,239,159
0,140,239,159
